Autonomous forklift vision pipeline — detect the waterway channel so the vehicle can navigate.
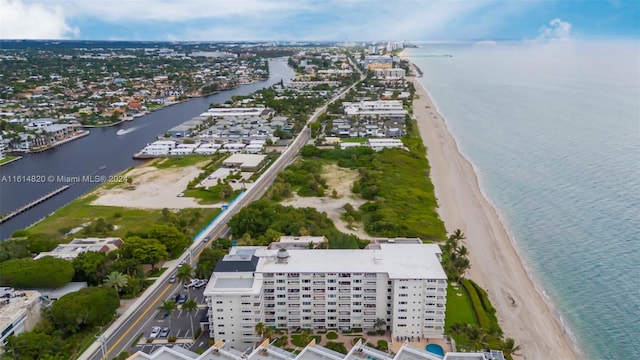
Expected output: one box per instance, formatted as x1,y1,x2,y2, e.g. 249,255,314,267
0,59,295,240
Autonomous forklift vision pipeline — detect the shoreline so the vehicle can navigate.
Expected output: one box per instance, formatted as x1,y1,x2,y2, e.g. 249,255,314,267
402,52,581,358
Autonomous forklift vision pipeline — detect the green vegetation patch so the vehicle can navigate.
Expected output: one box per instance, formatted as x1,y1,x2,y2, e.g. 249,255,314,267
228,200,367,249
268,158,328,199
299,145,446,241
444,283,478,329
291,334,322,347
326,331,338,340
325,342,348,354
152,154,221,169
185,185,238,204
0,257,74,288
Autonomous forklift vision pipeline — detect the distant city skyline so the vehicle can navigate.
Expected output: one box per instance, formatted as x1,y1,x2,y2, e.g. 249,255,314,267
1,0,638,41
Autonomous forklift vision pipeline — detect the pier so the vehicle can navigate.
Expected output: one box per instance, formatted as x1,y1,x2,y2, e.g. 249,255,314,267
0,185,70,224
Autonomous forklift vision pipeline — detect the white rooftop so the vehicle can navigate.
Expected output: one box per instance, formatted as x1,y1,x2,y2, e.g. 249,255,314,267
253,244,445,279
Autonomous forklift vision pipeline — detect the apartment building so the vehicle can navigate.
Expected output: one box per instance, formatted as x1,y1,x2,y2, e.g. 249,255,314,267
204,242,447,348
343,100,408,121
0,289,42,349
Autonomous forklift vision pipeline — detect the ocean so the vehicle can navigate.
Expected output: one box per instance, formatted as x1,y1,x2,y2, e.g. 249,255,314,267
408,41,640,359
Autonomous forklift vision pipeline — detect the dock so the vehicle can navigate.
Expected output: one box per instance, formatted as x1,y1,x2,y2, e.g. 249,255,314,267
0,185,70,224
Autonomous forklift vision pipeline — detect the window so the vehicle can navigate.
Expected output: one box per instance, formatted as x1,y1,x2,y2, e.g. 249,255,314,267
217,309,223,312
216,300,223,304
302,279,311,283
303,294,311,298
277,302,286,305
277,279,285,283
277,286,285,291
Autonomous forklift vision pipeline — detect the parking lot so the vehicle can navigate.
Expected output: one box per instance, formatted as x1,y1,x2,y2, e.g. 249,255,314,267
131,280,210,354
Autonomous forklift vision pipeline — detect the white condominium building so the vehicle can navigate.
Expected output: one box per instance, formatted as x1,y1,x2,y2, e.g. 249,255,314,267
203,243,447,348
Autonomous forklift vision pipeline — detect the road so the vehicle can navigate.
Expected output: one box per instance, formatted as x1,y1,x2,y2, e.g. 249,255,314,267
81,60,364,360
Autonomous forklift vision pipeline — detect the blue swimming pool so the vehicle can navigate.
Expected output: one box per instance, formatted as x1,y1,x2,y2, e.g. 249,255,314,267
425,344,444,357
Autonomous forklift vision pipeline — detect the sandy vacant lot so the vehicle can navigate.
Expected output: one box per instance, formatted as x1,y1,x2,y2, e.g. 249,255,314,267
92,164,219,209
282,163,371,239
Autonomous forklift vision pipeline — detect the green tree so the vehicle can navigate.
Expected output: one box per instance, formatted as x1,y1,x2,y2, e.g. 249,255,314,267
104,271,128,297
254,322,265,339
194,248,226,278
143,224,190,258
0,238,31,262
72,251,109,286
157,300,178,329
0,257,74,288
177,263,194,297
181,299,199,339
4,332,68,359
50,287,119,335
264,327,275,341
502,338,522,359
374,317,386,331
120,236,168,271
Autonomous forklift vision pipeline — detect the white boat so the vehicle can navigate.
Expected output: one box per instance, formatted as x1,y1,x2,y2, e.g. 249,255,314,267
117,129,126,136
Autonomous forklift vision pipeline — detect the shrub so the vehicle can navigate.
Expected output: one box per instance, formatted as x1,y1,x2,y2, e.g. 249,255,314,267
168,336,177,343
325,341,348,354
326,331,338,340
461,279,490,329
377,340,388,351
376,329,386,335
0,257,74,288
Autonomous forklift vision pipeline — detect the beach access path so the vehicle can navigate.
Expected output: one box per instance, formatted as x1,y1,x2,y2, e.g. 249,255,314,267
404,59,581,359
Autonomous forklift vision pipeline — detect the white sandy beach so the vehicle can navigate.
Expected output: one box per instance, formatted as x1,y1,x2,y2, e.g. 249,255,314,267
403,57,580,359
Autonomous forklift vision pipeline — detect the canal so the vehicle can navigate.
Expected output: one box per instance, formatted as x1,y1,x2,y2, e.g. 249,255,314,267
0,59,294,240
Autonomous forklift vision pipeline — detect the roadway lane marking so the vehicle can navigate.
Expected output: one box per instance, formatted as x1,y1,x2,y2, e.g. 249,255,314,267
107,284,173,355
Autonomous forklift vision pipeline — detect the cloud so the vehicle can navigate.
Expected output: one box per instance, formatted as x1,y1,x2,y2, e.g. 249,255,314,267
538,18,572,40
0,0,79,39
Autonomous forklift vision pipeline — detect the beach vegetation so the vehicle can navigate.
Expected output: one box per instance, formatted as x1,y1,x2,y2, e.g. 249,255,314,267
296,145,446,241
0,257,74,288
228,200,366,249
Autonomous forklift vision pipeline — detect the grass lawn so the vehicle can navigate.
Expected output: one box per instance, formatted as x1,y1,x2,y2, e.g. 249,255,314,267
151,155,211,169
184,188,241,205
341,138,367,144
445,283,478,330
0,156,21,165
27,194,219,241
290,334,322,347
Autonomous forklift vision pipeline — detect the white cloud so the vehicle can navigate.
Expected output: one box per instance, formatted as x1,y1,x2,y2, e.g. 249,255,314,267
538,18,572,40
0,0,79,39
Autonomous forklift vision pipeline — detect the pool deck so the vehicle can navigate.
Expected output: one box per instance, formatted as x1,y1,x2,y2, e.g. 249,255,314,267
390,338,451,355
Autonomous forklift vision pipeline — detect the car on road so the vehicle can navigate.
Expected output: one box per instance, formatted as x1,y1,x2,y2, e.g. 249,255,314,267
168,275,176,283
177,192,184,197
159,327,171,338
149,326,161,338
183,278,198,289
194,279,208,288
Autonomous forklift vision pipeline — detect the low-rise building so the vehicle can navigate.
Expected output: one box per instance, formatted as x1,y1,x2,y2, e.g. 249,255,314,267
222,154,266,171
34,237,123,260
343,100,407,121
0,288,42,349
366,138,404,151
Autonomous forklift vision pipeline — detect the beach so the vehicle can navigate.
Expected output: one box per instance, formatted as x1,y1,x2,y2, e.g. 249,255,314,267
403,57,581,359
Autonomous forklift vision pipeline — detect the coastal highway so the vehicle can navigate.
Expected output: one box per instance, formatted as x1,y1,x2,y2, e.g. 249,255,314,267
81,70,363,360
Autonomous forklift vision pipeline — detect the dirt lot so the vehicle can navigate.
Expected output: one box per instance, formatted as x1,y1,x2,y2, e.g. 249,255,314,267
92,165,218,209
282,163,371,239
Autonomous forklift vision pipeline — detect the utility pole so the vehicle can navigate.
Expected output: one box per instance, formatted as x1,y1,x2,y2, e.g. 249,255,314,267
96,327,108,360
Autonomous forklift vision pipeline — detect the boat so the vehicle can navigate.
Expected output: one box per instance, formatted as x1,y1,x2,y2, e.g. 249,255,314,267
117,129,126,136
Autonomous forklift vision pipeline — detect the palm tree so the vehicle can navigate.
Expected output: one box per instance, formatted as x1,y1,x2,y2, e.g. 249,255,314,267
374,317,386,332
104,271,128,297
157,300,178,329
182,299,199,339
255,322,266,339
177,264,193,297
264,327,275,341
502,338,522,358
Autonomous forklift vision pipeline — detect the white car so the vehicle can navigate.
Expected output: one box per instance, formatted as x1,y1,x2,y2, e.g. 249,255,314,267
149,326,161,339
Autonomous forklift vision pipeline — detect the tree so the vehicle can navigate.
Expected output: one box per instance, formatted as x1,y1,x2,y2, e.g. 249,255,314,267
120,236,168,271
502,338,522,359
374,317,386,331
4,332,68,359
195,248,226,279
0,238,31,262
50,287,119,335
177,263,194,298
72,251,109,286
182,299,199,339
104,271,128,297
142,224,190,258
157,300,178,329
254,322,265,339
264,327,275,341
0,257,74,288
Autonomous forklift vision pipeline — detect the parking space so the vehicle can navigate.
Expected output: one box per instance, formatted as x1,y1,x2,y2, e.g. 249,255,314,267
131,283,210,354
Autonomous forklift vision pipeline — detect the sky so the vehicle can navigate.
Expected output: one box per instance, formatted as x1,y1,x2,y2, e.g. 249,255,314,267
0,0,638,42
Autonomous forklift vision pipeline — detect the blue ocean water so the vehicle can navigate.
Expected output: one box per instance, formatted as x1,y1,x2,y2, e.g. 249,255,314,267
408,41,640,359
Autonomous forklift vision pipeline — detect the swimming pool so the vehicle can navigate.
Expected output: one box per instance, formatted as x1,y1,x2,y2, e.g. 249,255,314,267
425,344,444,357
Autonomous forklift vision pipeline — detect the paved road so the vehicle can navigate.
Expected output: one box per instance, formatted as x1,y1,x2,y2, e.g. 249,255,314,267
82,61,364,360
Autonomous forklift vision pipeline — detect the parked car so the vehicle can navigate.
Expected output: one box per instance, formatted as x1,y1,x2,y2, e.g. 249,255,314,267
149,326,161,339
194,279,207,288
177,294,188,305
159,327,171,338
183,278,198,289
